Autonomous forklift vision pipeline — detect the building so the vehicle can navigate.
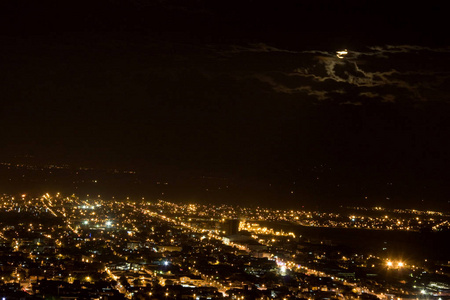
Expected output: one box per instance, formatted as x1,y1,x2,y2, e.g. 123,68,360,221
223,219,240,236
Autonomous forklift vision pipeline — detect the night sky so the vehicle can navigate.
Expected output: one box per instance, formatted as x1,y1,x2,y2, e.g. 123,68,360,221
1,0,449,210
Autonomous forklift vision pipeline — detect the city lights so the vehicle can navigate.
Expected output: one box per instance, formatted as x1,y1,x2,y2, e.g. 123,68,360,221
0,192,448,299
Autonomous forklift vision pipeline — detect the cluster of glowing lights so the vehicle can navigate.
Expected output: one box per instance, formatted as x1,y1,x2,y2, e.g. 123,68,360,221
386,260,405,268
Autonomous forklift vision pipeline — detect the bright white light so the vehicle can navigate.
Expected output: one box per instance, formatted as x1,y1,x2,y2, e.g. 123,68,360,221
83,220,89,225
421,290,426,294
106,221,112,226
336,49,348,59
163,260,170,266
397,262,404,267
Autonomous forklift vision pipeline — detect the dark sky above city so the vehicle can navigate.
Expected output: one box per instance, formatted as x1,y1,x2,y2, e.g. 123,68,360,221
1,0,449,209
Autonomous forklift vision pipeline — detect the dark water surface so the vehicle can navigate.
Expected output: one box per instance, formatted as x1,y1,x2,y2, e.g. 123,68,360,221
266,221,450,262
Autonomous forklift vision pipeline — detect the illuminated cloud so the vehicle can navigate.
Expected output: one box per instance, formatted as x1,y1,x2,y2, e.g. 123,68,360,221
368,45,450,55
287,48,450,103
219,43,299,55
359,92,379,98
254,73,329,100
209,42,449,105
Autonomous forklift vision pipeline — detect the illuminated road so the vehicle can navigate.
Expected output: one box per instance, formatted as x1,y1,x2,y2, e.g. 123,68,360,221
139,201,396,300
